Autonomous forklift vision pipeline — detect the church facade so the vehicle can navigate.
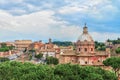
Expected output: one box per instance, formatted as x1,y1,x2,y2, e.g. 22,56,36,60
59,24,110,66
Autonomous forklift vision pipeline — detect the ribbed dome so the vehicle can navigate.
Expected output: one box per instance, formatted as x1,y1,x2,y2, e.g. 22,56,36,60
78,25,93,42
78,33,93,42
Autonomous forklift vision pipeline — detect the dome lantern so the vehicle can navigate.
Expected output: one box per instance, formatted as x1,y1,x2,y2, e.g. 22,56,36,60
77,24,93,42
83,23,88,34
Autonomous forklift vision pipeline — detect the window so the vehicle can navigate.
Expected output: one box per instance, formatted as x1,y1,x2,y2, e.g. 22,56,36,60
85,61,87,64
72,60,74,62
79,48,81,51
84,48,87,52
91,48,93,51
98,60,100,62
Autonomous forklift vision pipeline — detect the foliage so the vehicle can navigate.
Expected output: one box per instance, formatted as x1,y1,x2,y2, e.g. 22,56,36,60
1,43,7,48
0,61,117,80
8,46,15,50
54,64,117,80
0,57,10,62
0,61,54,80
29,54,32,60
95,41,106,51
0,43,15,52
0,47,9,52
23,48,27,52
35,53,43,59
115,47,120,54
46,56,59,65
103,57,120,76
28,49,35,53
107,38,120,44
53,41,73,46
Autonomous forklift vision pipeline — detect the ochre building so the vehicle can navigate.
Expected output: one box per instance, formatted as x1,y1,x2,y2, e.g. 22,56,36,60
15,40,32,51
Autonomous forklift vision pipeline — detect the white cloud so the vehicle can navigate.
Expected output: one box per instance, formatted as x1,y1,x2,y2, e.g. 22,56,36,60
25,3,41,11
0,0,23,4
0,10,82,41
59,6,84,14
0,8,119,42
58,0,119,20
91,32,120,42
0,10,16,30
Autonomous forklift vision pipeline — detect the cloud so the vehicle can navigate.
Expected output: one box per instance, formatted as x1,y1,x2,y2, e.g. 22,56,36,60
0,10,82,41
91,32,120,42
0,0,119,42
0,0,23,4
0,9,120,42
58,0,119,20
8,9,27,15
58,6,84,14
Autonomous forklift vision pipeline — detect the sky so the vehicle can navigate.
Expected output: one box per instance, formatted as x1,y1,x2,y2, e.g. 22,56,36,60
0,0,120,42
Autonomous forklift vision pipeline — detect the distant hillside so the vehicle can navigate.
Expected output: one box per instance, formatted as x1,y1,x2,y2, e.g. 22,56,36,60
53,41,73,46
107,38,120,44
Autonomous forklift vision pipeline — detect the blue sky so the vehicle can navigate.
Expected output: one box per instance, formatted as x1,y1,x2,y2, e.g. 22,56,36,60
0,0,120,42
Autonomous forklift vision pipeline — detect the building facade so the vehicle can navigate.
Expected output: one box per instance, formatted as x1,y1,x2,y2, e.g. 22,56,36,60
28,39,60,59
60,24,110,66
15,40,32,51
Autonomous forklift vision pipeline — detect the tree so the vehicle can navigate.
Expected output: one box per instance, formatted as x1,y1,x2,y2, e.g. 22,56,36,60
1,43,7,48
0,48,9,52
23,48,27,53
103,57,120,76
115,47,120,54
0,61,117,80
53,41,73,46
46,57,59,65
28,49,35,53
95,41,106,51
8,46,15,50
107,39,111,42
54,64,117,80
0,57,10,62
0,43,15,52
118,38,120,40
35,53,43,59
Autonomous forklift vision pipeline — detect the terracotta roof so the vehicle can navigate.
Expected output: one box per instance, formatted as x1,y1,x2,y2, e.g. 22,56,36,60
61,50,76,56
40,49,55,52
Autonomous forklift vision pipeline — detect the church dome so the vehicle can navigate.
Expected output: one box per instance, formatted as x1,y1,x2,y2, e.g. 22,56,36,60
78,24,93,42
78,33,93,42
